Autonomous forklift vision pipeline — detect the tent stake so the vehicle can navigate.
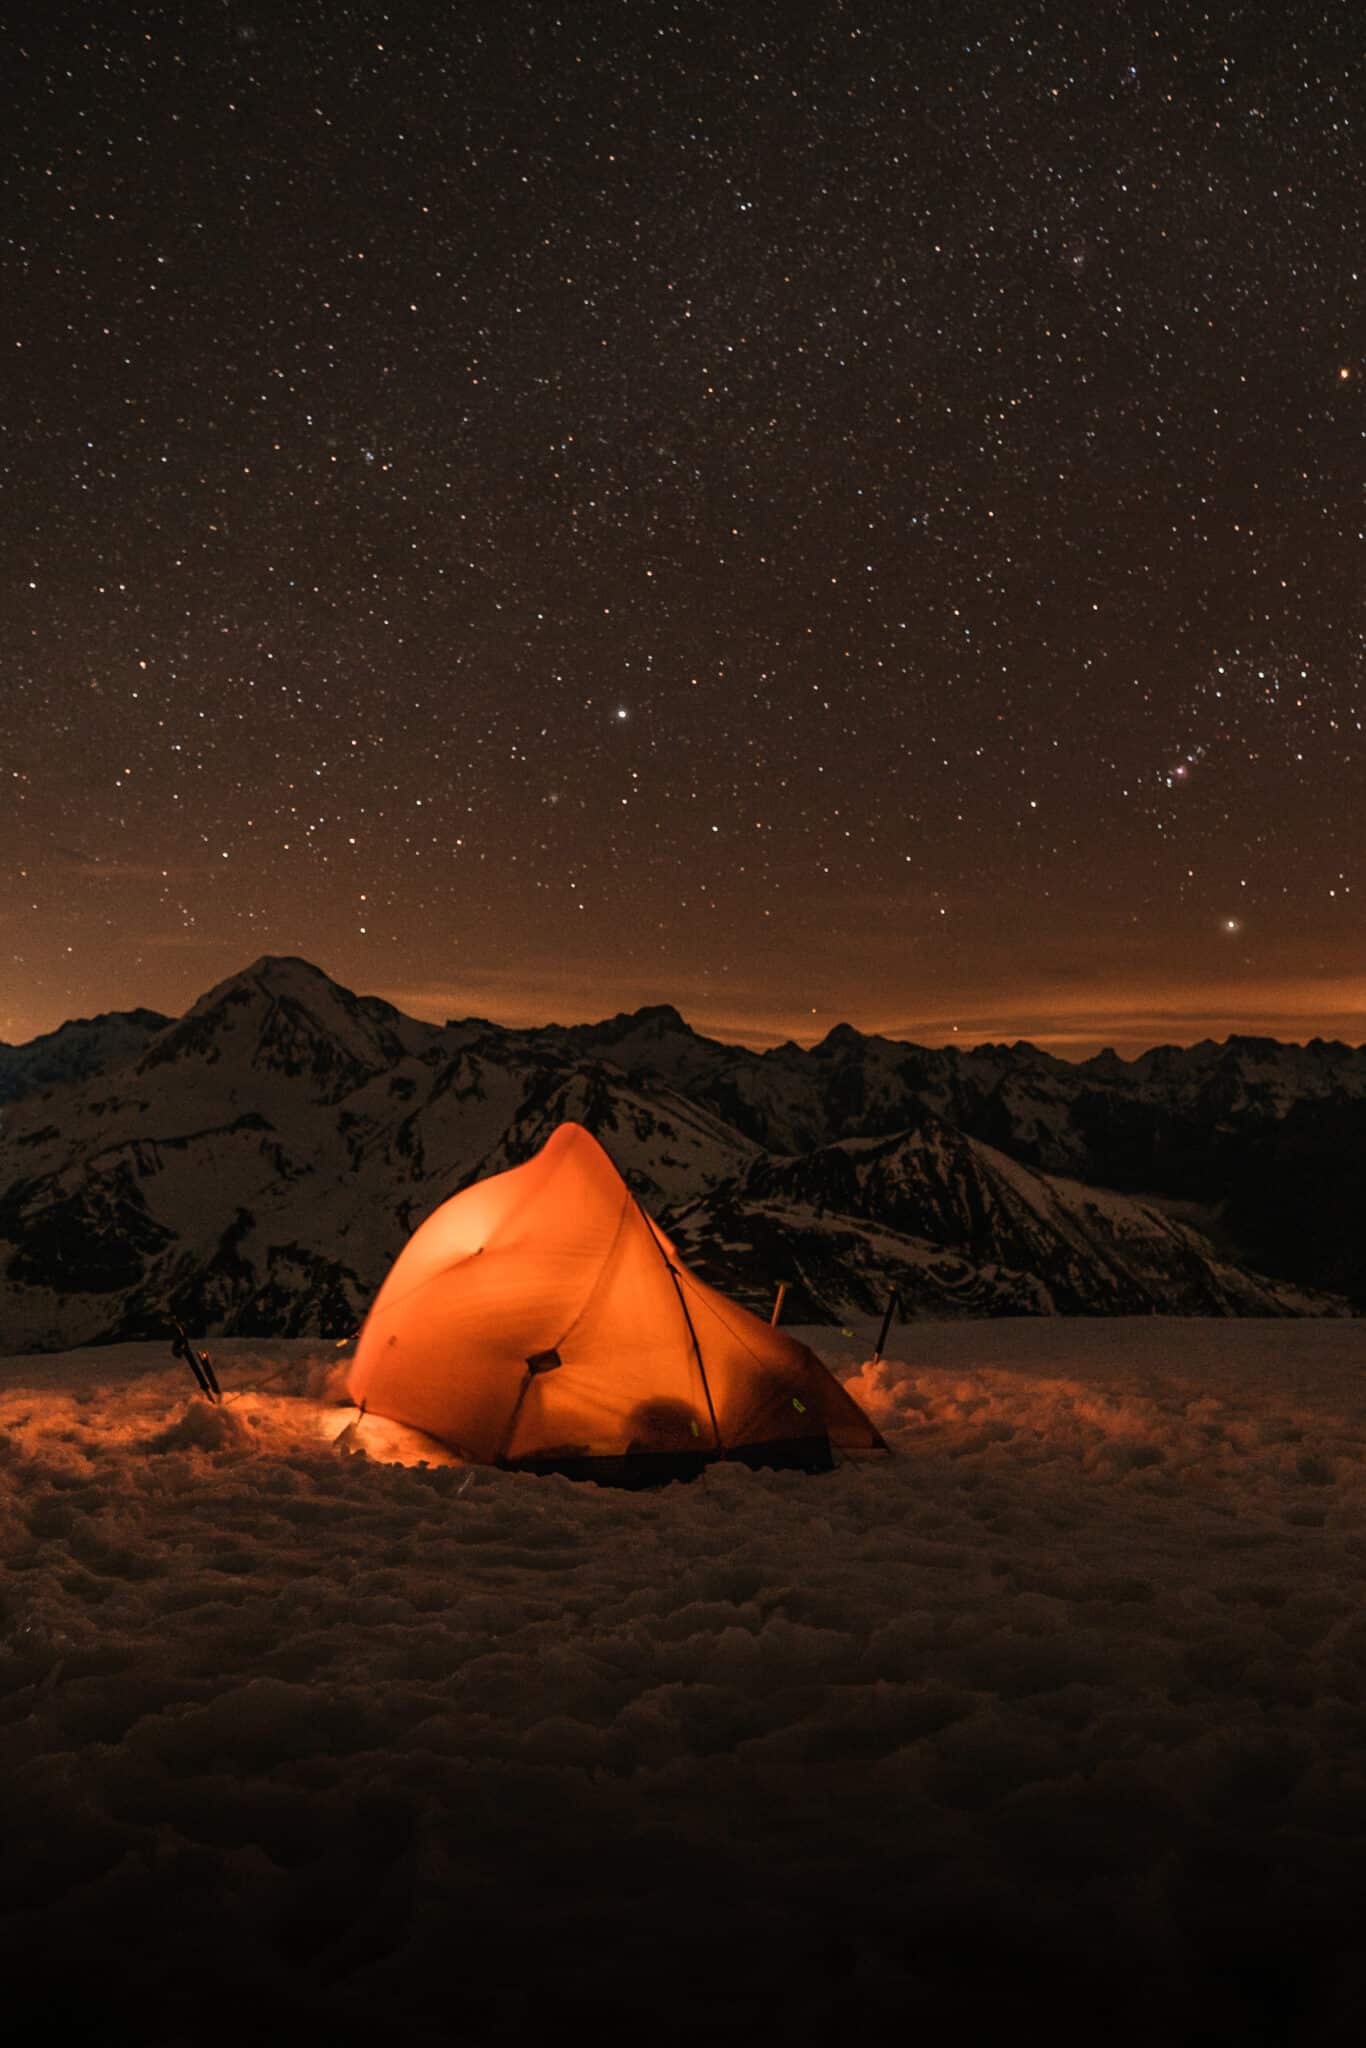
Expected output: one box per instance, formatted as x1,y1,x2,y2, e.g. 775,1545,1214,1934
769,1280,789,1327
872,1288,899,1363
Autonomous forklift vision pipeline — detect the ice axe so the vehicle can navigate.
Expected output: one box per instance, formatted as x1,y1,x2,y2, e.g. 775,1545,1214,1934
873,1287,900,1363
170,1317,221,1403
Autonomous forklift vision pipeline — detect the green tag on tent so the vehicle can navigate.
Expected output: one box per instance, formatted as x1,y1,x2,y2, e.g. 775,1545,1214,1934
792,1396,806,1413
690,1418,700,1437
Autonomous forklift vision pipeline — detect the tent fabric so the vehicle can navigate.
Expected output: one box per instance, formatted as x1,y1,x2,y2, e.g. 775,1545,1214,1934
348,1122,888,1478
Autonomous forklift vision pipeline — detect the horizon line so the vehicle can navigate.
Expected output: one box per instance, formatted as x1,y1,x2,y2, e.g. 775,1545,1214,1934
5,950,1364,1067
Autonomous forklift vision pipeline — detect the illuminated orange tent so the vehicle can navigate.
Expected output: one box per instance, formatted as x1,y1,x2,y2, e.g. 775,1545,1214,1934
348,1121,888,1483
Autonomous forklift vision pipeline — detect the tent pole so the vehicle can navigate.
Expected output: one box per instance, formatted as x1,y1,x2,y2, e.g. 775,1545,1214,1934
769,1280,789,1327
634,1196,723,1451
873,1287,899,1363
666,1266,722,1451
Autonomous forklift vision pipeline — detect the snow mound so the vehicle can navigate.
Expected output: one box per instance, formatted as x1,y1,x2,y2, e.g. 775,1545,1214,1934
147,1396,256,1454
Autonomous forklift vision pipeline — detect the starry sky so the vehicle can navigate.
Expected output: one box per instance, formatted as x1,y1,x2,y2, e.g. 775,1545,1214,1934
3,0,1362,1055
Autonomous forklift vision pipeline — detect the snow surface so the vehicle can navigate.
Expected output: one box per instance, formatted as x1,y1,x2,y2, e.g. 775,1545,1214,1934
5,1320,1366,2045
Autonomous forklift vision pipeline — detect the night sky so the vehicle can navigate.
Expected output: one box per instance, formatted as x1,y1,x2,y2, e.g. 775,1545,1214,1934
4,1,1362,1054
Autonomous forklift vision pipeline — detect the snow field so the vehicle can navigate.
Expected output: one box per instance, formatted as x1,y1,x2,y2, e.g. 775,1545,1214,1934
3,1320,1366,2044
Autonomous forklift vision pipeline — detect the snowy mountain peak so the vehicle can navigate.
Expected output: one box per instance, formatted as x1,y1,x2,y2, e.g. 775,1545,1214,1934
136,952,435,1099
668,1116,1321,1322
554,1001,721,1089
0,1006,171,1103
587,1001,691,1040
206,953,355,1007
812,1022,867,1054
1084,1047,1130,1075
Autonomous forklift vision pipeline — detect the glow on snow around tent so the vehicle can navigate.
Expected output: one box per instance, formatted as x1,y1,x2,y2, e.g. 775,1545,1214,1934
8,1319,1366,2042
343,1121,887,1481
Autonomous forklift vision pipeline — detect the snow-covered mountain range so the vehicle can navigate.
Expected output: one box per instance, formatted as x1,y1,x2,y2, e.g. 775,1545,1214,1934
1,955,1358,1352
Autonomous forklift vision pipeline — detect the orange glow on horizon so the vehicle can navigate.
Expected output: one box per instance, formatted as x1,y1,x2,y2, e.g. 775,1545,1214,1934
379,972,1366,1062
5,955,1361,1066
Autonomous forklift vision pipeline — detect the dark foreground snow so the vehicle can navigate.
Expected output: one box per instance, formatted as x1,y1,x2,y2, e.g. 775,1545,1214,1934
4,1319,1366,2045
